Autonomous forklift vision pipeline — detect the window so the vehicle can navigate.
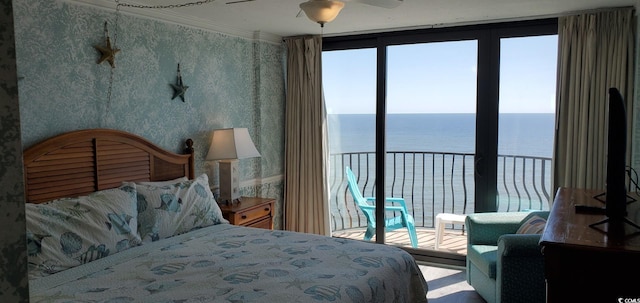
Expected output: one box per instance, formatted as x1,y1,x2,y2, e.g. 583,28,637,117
323,19,558,264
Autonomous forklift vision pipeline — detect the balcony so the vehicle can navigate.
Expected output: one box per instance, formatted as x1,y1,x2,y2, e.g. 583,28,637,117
329,151,552,253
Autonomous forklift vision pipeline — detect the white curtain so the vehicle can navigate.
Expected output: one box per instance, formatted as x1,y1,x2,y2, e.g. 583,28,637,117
283,35,330,235
553,7,635,192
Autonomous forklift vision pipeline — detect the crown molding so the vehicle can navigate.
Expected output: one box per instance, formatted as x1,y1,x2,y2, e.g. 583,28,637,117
64,0,282,44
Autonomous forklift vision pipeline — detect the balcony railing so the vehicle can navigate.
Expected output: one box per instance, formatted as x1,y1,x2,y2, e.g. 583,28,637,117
329,151,551,232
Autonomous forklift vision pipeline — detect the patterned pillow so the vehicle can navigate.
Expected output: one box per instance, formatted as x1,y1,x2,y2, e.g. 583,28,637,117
26,183,140,279
516,215,547,234
135,173,228,242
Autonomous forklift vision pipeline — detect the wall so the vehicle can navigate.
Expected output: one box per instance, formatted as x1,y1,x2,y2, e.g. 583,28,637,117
13,0,286,224
0,1,285,299
0,0,29,301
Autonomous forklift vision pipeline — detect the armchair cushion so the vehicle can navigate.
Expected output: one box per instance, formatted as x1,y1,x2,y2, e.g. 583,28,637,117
466,212,533,245
497,234,546,303
467,211,549,244
498,234,543,257
467,244,497,279
466,211,549,303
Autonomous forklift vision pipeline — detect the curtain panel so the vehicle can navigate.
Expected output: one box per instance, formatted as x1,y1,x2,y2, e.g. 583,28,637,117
553,7,635,193
283,35,330,235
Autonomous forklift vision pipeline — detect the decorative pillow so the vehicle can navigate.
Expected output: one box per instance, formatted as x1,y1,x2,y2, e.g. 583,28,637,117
516,215,547,234
136,174,228,242
26,183,140,279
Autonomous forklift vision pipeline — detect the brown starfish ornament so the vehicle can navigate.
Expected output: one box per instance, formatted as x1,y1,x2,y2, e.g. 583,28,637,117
95,36,120,68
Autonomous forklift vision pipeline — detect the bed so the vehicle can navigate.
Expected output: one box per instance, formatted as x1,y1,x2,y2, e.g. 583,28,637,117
24,129,429,302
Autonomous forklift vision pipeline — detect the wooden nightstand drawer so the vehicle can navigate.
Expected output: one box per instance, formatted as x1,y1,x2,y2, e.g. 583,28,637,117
247,217,272,229
233,204,272,225
219,197,275,229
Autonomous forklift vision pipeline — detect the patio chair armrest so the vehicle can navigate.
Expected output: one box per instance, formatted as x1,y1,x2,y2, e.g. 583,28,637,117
383,206,406,212
385,197,408,208
364,197,407,211
358,204,376,211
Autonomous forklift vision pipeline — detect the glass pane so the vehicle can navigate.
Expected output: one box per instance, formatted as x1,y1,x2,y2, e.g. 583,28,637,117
386,40,477,253
497,35,558,212
323,48,377,243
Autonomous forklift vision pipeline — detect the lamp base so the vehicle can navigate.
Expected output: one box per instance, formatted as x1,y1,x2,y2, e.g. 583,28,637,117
222,197,244,206
218,159,240,204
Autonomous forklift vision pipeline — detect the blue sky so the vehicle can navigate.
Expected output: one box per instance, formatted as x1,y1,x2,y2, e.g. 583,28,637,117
322,34,558,114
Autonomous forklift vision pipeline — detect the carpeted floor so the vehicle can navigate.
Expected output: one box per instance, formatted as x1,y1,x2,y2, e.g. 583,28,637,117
419,263,487,303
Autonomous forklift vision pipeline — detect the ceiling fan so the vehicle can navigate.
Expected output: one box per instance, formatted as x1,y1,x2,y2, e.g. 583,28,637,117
296,0,403,26
224,0,403,26
224,0,403,8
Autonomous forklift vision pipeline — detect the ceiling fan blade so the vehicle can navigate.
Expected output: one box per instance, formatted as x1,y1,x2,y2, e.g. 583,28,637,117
350,0,403,9
225,0,255,4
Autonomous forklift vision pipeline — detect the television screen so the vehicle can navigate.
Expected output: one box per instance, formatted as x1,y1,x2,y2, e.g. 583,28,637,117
604,87,627,220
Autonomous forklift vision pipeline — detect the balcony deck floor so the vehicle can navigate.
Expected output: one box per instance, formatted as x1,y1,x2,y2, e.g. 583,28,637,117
332,227,467,255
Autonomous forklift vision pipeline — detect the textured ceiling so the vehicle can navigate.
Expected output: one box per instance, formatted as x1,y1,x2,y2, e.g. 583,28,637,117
74,0,636,42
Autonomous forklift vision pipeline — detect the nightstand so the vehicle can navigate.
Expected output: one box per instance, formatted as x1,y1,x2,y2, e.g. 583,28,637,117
219,197,275,229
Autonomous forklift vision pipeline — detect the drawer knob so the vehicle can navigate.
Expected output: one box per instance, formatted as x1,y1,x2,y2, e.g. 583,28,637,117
241,215,247,219
264,208,270,211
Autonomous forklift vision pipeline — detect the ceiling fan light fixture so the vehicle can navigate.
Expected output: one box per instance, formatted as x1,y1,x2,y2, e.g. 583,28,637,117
300,0,345,26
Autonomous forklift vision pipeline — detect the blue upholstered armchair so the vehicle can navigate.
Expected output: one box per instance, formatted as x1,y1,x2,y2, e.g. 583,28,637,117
466,211,549,303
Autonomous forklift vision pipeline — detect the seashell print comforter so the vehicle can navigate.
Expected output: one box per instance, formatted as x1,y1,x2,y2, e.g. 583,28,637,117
30,224,429,302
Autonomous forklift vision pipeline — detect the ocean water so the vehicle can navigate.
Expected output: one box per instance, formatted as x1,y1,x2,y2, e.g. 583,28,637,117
328,113,555,157
327,113,555,230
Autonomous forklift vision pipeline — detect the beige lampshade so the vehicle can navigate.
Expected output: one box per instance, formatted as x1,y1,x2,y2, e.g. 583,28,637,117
300,0,345,25
206,128,261,161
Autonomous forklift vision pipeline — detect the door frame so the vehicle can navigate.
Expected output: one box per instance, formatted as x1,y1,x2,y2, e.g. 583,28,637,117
323,18,558,265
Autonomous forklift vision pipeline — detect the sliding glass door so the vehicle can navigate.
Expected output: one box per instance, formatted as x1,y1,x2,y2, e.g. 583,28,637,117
323,19,558,264
496,35,558,212
385,40,477,254
324,48,378,243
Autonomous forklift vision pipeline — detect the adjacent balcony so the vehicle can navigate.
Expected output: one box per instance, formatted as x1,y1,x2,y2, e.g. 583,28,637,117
329,151,552,253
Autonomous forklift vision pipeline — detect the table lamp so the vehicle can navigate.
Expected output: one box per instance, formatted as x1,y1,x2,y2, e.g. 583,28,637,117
206,128,261,204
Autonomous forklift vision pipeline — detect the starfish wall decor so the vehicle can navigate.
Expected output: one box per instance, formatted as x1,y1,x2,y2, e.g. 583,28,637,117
94,22,120,68
170,64,189,102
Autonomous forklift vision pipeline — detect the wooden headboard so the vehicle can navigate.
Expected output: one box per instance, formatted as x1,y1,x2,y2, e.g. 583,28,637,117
23,129,194,203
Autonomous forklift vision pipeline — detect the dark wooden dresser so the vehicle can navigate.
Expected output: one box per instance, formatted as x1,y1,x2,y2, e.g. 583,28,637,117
540,187,640,302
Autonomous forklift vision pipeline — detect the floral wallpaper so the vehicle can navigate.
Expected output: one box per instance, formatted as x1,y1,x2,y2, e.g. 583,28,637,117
0,0,30,301
13,0,286,225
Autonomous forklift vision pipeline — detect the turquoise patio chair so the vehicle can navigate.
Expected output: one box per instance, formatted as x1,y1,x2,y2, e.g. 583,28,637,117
345,166,418,248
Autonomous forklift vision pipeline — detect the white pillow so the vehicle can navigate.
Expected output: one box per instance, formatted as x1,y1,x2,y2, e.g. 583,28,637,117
135,174,228,242
26,183,140,279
